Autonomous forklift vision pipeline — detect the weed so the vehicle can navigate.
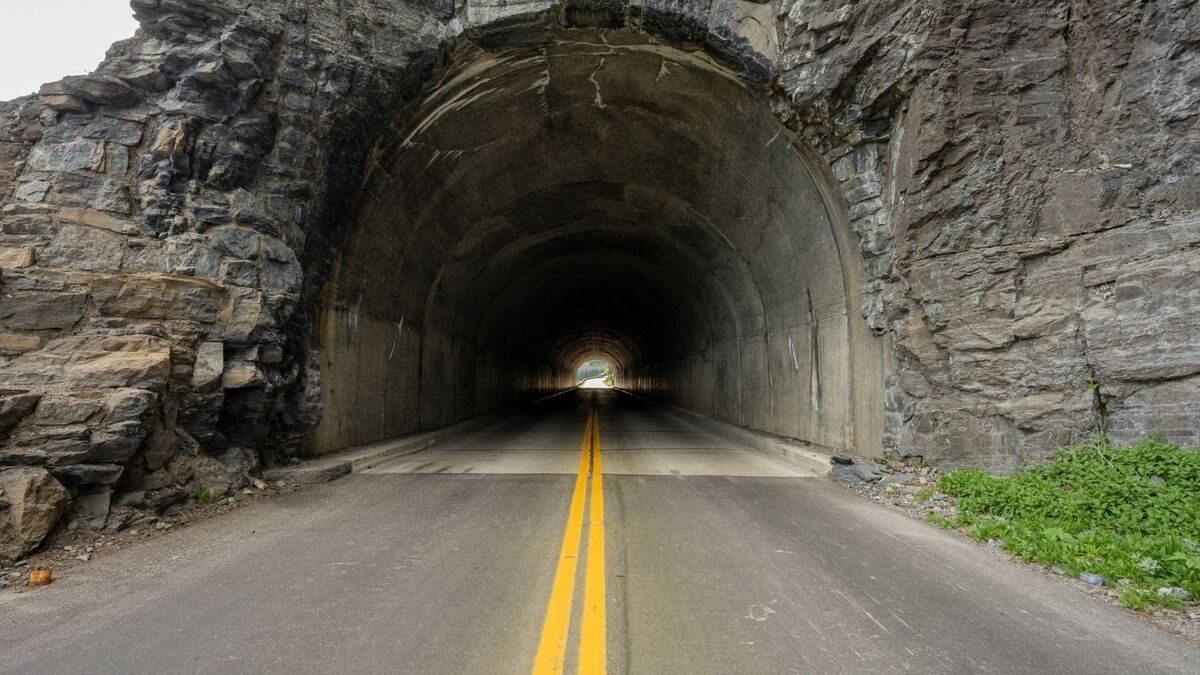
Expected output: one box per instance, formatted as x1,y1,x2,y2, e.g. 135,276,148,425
1119,587,1157,612
926,512,956,529
935,437,1200,612
195,484,214,505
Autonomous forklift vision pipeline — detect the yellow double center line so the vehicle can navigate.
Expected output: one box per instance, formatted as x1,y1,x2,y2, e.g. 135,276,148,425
532,403,606,674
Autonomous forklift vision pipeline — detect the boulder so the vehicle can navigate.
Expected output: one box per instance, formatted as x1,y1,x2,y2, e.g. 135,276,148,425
220,445,260,477
0,468,70,562
852,463,884,482
831,464,866,487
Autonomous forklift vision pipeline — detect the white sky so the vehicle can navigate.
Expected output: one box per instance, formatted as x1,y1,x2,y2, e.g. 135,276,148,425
0,1,139,101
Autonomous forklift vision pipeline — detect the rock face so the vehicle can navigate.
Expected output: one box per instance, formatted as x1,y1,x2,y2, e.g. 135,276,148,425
771,0,1199,470
0,0,1195,533
0,467,69,561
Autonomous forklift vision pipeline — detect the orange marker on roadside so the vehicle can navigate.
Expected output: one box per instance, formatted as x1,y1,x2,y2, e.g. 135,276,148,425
28,569,53,586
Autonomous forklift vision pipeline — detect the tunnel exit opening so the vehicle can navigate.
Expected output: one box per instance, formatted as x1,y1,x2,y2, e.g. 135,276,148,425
577,360,615,389
307,29,888,459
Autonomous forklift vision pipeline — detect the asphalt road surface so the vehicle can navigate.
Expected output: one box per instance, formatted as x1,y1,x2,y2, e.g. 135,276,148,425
1,390,1196,674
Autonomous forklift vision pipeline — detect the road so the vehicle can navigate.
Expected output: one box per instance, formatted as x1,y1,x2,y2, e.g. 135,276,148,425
1,389,1196,673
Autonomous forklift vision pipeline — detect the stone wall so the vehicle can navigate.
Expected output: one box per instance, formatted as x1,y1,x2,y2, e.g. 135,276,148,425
0,0,1196,557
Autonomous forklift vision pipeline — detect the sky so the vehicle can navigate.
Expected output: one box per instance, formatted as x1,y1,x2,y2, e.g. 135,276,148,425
0,1,140,101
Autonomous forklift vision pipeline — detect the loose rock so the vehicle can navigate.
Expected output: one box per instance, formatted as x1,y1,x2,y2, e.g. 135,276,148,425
0,468,70,562
1157,587,1194,603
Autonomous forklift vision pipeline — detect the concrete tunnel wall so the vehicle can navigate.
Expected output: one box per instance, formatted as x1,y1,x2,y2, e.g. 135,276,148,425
308,33,889,455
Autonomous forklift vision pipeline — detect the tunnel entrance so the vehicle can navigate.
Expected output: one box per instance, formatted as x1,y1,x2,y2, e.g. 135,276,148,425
308,30,887,457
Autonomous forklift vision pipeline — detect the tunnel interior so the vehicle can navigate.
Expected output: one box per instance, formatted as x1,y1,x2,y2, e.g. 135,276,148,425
308,31,887,456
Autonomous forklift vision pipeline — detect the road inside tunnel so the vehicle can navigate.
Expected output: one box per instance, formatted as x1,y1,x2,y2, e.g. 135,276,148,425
1,389,1194,674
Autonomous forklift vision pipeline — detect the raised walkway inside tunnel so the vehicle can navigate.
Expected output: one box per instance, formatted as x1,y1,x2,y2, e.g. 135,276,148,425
1,390,1195,674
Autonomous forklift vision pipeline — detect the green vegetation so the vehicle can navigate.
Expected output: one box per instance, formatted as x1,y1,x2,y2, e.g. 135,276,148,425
602,375,614,388
576,359,613,383
934,437,1200,611
195,484,214,505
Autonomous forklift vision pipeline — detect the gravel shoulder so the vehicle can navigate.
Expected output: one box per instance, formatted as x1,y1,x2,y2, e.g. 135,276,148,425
1,480,304,593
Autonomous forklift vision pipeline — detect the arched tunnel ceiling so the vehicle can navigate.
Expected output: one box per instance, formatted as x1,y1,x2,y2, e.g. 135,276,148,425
331,30,847,377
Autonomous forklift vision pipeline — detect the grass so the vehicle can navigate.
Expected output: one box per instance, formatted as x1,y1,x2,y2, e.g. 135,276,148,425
933,437,1200,611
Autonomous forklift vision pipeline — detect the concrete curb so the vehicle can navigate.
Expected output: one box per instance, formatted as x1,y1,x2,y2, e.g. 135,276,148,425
264,388,581,484
614,388,833,475
263,416,502,484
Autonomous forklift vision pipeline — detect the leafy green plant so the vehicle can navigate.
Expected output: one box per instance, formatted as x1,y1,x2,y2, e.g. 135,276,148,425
926,512,956,529
195,484,214,505
935,437,1200,612
1118,587,1159,612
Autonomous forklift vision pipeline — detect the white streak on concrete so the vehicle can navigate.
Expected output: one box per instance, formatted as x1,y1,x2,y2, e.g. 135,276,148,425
587,57,607,109
656,59,672,82
388,316,404,360
832,589,890,635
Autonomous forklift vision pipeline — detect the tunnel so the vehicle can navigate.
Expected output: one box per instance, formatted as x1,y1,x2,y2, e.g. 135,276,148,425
307,30,888,457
